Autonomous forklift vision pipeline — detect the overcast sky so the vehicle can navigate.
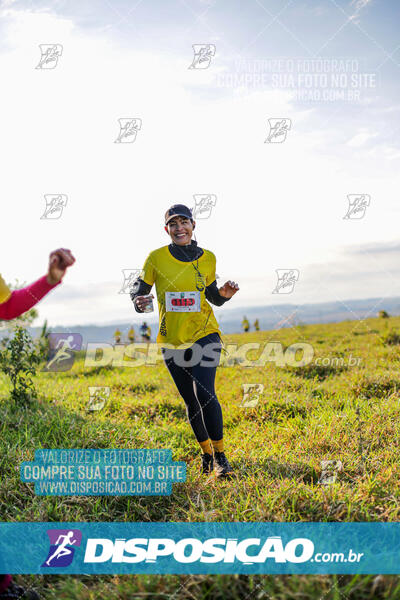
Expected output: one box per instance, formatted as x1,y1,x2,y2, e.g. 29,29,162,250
1,0,399,327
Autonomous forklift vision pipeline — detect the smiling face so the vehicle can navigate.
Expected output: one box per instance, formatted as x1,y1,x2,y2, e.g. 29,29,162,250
164,215,195,246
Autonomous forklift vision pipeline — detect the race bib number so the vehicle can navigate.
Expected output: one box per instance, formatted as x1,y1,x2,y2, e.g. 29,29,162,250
165,291,201,312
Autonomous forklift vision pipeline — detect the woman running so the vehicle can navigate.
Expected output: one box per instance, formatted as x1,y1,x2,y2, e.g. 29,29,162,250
0,247,75,600
130,204,239,478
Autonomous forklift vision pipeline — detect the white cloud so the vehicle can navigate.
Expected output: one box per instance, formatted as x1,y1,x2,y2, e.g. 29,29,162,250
346,128,377,147
366,144,400,161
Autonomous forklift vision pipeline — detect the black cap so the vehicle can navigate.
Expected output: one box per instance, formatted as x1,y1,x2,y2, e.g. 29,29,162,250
164,204,193,225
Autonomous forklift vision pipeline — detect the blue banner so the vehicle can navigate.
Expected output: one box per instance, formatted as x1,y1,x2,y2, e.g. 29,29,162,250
0,522,399,574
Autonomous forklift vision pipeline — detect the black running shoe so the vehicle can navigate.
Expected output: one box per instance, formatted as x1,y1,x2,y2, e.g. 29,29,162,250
201,452,213,474
214,451,234,478
0,582,40,599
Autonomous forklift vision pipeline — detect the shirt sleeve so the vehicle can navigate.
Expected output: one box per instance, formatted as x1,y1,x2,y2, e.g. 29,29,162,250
205,280,229,306
206,252,217,286
0,275,61,321
204,252,230,306
0,274,11,304
141,252,157,286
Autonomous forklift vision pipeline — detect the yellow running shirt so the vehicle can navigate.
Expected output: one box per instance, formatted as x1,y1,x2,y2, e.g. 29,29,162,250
141,245,222,348
0,274,11,304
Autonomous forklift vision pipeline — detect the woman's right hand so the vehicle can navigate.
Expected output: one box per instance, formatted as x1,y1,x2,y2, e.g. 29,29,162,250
135,294,154,311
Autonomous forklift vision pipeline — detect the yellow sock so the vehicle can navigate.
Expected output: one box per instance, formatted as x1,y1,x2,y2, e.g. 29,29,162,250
211,438,224,453
199,439,213,455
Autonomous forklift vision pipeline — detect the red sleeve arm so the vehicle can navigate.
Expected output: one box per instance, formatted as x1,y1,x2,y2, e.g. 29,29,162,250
0,575,12,593
0,275,62,321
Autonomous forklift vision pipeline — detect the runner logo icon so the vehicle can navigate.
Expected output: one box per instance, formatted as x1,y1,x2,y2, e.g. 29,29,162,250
41,529,82,567
43,333,83,372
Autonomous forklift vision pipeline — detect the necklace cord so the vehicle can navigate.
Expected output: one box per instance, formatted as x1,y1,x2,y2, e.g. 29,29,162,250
170,241,212,332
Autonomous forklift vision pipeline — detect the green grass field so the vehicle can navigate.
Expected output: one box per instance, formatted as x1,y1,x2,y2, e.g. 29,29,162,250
1,316,400,599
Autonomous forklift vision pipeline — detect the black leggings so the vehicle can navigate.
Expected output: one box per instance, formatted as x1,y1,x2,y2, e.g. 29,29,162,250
161,332,223,443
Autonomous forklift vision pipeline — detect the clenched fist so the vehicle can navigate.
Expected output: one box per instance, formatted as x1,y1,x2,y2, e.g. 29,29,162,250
46,248,76,285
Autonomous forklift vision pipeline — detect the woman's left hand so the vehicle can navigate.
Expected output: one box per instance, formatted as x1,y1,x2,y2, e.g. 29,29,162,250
218,280,239,299
47,248,76,285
